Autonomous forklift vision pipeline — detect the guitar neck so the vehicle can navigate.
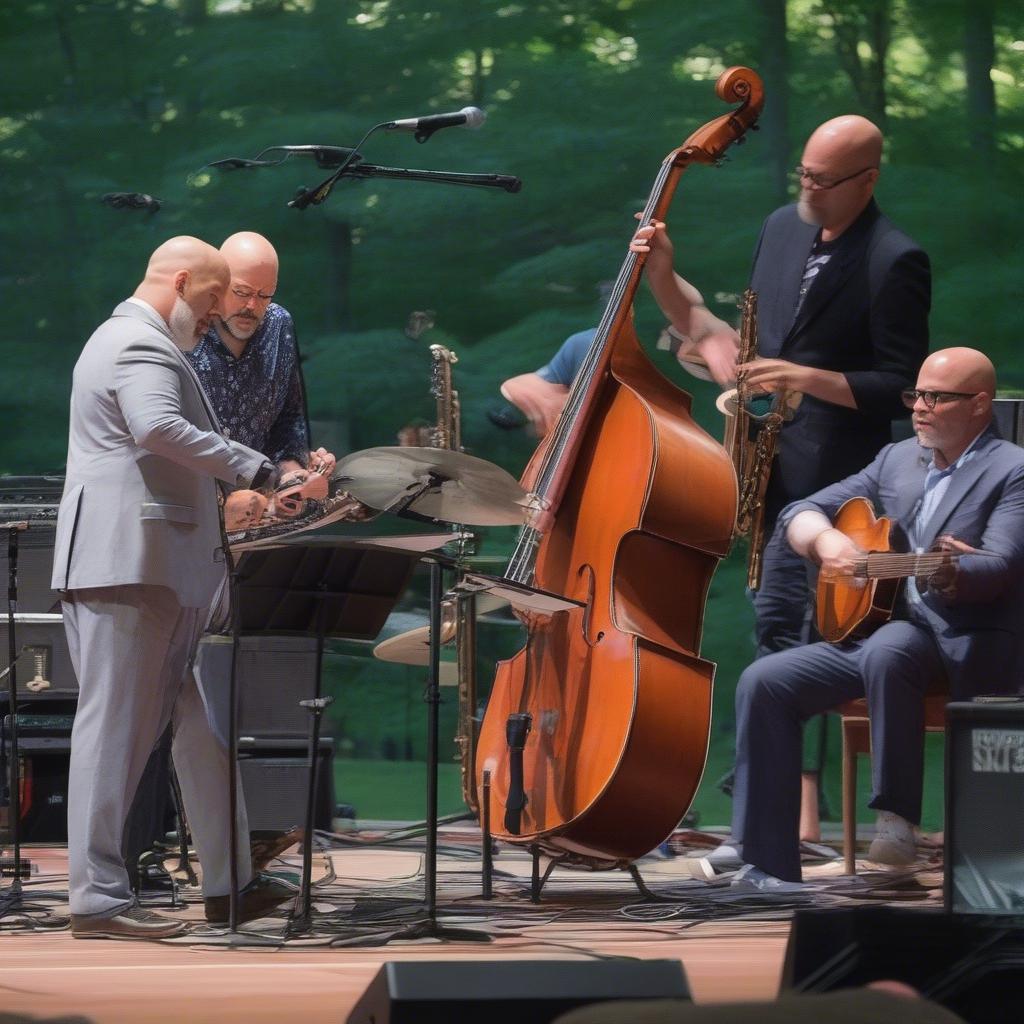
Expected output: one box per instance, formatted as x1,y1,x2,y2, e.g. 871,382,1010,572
859,551,958,580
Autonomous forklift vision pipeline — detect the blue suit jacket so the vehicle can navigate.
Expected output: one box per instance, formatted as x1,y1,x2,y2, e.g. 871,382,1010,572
749,200,931,524
782,425,1024,699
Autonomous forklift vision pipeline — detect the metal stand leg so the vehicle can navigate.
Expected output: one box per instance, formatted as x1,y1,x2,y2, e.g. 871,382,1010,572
1,525,31,910
529,848,561,902
168,764,198,887
481,769,493,900
289,693,333,935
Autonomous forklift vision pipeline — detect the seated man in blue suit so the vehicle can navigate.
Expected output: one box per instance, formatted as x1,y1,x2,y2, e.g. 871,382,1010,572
729,346,1024,888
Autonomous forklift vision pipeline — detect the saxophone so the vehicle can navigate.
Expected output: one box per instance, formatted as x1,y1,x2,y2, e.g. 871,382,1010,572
721,289,799,590
425,341,480,813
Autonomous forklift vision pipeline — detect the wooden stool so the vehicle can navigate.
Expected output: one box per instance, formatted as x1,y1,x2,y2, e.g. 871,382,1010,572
837,693,948,874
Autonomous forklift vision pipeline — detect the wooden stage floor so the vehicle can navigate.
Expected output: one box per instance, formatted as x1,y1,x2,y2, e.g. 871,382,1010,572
0,827,943,1023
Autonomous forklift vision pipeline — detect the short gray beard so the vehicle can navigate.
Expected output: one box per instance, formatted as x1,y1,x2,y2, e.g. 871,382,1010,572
168,296,199,350
220,313,261,342
797,195,825,227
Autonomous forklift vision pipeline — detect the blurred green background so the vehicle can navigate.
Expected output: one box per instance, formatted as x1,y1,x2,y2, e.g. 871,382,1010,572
2,1,1021,831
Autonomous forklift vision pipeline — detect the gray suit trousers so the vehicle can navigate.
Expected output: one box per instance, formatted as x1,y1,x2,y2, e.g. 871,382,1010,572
63,584,253,917
731,619,945,883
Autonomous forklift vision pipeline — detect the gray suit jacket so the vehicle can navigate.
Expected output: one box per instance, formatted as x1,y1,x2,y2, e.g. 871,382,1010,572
783,425,1024,698
52,301,266,608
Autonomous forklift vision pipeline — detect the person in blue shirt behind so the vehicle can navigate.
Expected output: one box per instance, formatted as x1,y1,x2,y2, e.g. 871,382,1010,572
498,327,596,437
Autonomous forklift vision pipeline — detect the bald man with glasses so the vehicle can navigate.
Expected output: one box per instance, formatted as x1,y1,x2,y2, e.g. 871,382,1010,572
725,347,1024,888
632,115,931,851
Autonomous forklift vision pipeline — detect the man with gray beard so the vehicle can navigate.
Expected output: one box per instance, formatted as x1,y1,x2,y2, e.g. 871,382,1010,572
632,116,930,852
52,237,294,938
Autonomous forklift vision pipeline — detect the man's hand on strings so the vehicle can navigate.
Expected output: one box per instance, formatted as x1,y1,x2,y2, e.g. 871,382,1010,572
813,527,867,586
924,535,976,599
308,446,336,478
629,216,674,267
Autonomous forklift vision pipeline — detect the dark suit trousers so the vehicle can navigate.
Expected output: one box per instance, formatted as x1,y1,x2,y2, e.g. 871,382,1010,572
731,619,944,882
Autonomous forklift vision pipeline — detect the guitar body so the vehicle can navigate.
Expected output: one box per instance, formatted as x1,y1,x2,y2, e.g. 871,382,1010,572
816,497,900,644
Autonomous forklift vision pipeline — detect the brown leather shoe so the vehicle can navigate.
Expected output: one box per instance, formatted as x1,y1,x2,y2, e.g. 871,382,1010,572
204,872,297,925
72,904,186,940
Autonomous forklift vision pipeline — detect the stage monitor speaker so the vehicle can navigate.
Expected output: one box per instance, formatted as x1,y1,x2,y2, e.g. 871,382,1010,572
946,699,1024,916
782,907,1024,1024
238,738,335,832
345,959,691,1024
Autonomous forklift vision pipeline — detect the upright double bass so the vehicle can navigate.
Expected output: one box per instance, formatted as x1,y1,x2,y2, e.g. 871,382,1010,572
475,68,764,867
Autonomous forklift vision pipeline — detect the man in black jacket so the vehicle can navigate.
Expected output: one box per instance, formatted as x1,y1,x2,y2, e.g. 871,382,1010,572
631,115,930,851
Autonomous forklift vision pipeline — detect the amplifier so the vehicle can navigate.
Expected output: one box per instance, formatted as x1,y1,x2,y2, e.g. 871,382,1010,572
0,532,59,615
993,397,1024,447
1,726,72,844
194,635,320,739
946,699,1024,916
238,738,335,832
0,613,76,697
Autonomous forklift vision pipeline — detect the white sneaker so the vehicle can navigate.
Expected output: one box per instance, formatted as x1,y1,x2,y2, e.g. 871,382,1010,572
868,811,917,866
705,841,744,871
730,863,804,894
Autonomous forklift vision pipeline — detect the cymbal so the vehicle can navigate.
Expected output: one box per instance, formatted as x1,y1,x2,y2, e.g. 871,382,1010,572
334,447,528,526
373,626,459,685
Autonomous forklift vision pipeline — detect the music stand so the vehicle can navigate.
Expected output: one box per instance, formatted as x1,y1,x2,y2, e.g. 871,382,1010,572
224,537,419,933
224,535,486,941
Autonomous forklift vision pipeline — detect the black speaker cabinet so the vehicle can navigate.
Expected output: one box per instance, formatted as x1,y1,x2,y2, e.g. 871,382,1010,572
946,699,1024,916
783,907,1024,1024
0,524,59,615
1,732,72,843
195,635,320,739
346,959,691,1024
238,738,335,832
0,612,77,698
992,397,1024,447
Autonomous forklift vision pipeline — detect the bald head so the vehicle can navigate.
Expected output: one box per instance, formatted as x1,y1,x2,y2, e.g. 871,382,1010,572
215,232,279,348
805,115,883,172
911,347,996,467
919,347,996,397
798,115,883,238
134,236,230,349
141,236,228,292
220,232,279,287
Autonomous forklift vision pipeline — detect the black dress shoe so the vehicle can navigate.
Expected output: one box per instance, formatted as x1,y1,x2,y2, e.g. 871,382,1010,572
71,904,186,940
204,872,297,924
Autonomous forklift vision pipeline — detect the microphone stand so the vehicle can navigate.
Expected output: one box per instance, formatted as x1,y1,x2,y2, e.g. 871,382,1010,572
322,161,520,193
1,523,30,911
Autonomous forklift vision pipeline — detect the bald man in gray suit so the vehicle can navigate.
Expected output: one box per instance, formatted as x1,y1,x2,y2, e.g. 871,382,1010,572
52,237,293,939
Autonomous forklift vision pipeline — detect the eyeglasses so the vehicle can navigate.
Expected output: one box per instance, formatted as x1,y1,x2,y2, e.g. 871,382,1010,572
793,165,877,191
901,389,980,410
231,286,274,303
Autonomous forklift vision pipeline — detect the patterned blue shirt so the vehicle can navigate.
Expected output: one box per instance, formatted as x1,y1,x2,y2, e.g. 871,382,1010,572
187,303,309,466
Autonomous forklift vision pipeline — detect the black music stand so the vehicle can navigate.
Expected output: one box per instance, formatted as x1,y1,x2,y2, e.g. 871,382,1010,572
223,538,419,934
224,535,486,942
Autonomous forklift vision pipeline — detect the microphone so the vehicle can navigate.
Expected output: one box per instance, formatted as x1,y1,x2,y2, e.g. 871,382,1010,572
385,106,486,141
101,192,161,213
